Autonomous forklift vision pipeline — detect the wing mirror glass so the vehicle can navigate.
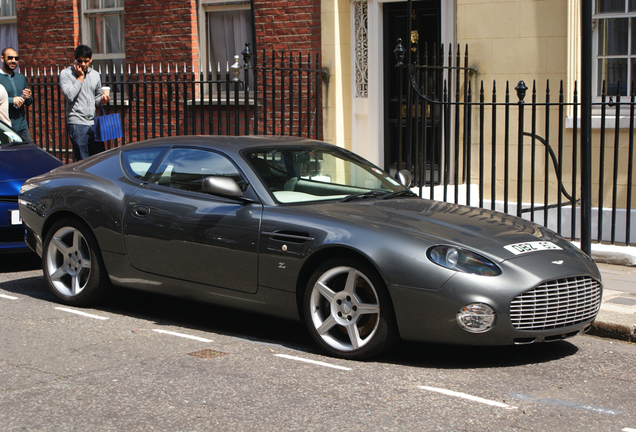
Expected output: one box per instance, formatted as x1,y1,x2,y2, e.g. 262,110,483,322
202,176,243,198
396,169,412,188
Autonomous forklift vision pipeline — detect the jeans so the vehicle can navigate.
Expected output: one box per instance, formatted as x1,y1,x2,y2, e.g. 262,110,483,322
14,127,31,143
67,123,104,161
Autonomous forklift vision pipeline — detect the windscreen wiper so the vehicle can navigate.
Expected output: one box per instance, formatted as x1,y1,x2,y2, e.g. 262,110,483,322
378,190,417,200
339,190,389,202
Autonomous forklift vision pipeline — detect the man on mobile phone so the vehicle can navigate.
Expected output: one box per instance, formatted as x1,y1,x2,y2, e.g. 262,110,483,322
59,44,110,161
0,47,33,141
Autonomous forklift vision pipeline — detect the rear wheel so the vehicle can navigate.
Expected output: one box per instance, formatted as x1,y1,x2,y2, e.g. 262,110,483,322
304,258,398,359
42,218,109,306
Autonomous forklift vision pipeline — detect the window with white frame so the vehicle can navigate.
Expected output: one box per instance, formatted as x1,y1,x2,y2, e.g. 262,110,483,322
83,0,125,74
0,0,18,52
594,0,636,98
200,0,253,83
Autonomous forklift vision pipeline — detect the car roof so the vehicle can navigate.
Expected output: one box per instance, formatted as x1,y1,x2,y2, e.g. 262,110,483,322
120,135,337,155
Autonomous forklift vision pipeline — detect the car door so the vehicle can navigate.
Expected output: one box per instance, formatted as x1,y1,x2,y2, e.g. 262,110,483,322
122,147,262,293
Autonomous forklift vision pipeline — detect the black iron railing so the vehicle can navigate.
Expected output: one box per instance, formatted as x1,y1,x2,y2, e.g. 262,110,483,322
395,41,636,246
24,48,325,165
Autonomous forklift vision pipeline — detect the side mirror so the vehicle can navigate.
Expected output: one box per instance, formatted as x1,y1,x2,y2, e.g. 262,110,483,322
396,169,412,188
202,176,243,198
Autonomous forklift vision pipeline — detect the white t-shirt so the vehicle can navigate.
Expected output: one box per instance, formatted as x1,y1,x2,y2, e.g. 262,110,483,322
0,85,9,125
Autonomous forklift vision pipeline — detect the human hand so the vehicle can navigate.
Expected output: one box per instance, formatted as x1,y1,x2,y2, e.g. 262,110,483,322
100,94,110,105
13,96,24,108
22,88,31,99
73,62,85,78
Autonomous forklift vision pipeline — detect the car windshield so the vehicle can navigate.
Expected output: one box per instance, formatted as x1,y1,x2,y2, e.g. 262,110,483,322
0,121,26,147
244,146,408,203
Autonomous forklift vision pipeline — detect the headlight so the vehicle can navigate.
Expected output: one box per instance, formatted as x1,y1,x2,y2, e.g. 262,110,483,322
427,245,501,276
457,303,496,333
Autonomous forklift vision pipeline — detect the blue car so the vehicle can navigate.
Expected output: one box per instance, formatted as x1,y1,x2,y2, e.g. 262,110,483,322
0,121,62,253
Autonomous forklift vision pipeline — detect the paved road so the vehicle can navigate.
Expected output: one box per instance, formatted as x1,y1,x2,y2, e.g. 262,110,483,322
1,254,636,431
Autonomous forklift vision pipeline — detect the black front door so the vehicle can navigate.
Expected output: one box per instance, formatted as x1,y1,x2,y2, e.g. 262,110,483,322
384,1,441,183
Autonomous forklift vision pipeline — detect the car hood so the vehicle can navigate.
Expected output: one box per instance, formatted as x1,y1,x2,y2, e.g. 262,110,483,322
307,197,581,263
0,144,62,194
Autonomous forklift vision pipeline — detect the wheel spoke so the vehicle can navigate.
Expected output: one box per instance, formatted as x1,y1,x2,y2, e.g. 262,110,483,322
345,322,362,349
80,257,92,270
315,281,336,302
343,268,358,295
316,314,338,335
356,302,380,316
71,273,82,296
72,230,83,253
49,265,68,282
52,236,71,255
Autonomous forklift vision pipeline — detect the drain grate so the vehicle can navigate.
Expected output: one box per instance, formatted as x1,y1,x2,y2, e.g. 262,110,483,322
187,349,228,359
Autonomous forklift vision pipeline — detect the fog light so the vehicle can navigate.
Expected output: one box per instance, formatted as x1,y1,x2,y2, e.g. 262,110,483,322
457,303,496,333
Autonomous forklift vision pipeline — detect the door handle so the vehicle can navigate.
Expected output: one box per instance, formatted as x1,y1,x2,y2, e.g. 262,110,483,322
132,205,150,218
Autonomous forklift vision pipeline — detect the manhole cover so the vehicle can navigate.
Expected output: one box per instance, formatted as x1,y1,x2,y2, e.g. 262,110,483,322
607,297,636,306
188,349,228,359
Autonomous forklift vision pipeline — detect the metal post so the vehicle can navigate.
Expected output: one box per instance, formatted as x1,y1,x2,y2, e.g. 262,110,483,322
580,0,592,256
515,80,528,218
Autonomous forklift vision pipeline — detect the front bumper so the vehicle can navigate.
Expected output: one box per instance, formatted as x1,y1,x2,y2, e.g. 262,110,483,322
388,252,602,345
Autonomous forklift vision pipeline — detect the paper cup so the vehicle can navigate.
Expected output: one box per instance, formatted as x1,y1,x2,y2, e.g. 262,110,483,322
102,86,111,97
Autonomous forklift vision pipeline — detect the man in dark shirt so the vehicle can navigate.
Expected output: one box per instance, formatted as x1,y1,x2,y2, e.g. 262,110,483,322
0,47,33,141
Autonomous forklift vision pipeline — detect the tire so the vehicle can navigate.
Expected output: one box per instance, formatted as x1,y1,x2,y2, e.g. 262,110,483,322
42,218,110,307
303,258,399,360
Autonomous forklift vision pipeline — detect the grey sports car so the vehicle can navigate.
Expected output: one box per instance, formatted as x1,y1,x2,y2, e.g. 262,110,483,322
19,136,602,359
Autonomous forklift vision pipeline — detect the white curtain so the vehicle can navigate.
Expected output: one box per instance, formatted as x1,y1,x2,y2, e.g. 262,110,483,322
207,10,252,80
0,23,18,53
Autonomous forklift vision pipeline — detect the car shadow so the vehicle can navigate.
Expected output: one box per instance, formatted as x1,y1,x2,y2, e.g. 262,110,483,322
0,252,42,273
377,339,579,369
1,268,580,369
101,286,579,369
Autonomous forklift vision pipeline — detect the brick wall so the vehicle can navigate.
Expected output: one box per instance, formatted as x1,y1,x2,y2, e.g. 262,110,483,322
254,0,321,54
16,0,78,69
124,0,199,67
11,0,320,71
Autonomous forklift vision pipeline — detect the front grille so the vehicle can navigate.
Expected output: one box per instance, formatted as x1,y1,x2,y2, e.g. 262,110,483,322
0,196,18,203
0,226,24,242
510,276,602,330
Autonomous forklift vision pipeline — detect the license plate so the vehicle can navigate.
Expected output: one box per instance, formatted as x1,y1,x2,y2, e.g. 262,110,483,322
504,241,562,255
10,209,21,225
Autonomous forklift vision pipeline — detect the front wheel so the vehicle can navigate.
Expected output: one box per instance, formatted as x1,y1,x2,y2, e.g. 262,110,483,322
42,218,109,306
304,258,398,360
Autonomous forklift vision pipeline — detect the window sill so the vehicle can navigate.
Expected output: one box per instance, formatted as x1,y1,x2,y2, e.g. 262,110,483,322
565,116,636,129
105,97,256,108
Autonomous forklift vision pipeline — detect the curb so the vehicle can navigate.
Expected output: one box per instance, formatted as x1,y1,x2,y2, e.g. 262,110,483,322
589,320,636,343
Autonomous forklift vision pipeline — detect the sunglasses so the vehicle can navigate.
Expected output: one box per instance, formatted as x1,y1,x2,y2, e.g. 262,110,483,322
6,56,19,61
75,59,90,64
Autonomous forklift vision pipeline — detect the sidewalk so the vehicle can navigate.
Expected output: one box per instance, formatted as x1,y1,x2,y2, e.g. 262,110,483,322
590,262,636,343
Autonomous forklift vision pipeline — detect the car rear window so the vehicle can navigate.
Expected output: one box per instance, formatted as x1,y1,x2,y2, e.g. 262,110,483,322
122,148,166,181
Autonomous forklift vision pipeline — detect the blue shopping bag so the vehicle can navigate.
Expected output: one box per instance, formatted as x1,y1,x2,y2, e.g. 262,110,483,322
94,106,122,142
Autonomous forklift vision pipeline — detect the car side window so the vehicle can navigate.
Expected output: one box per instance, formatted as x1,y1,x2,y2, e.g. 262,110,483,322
122,148,166,181
148,148,245,193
